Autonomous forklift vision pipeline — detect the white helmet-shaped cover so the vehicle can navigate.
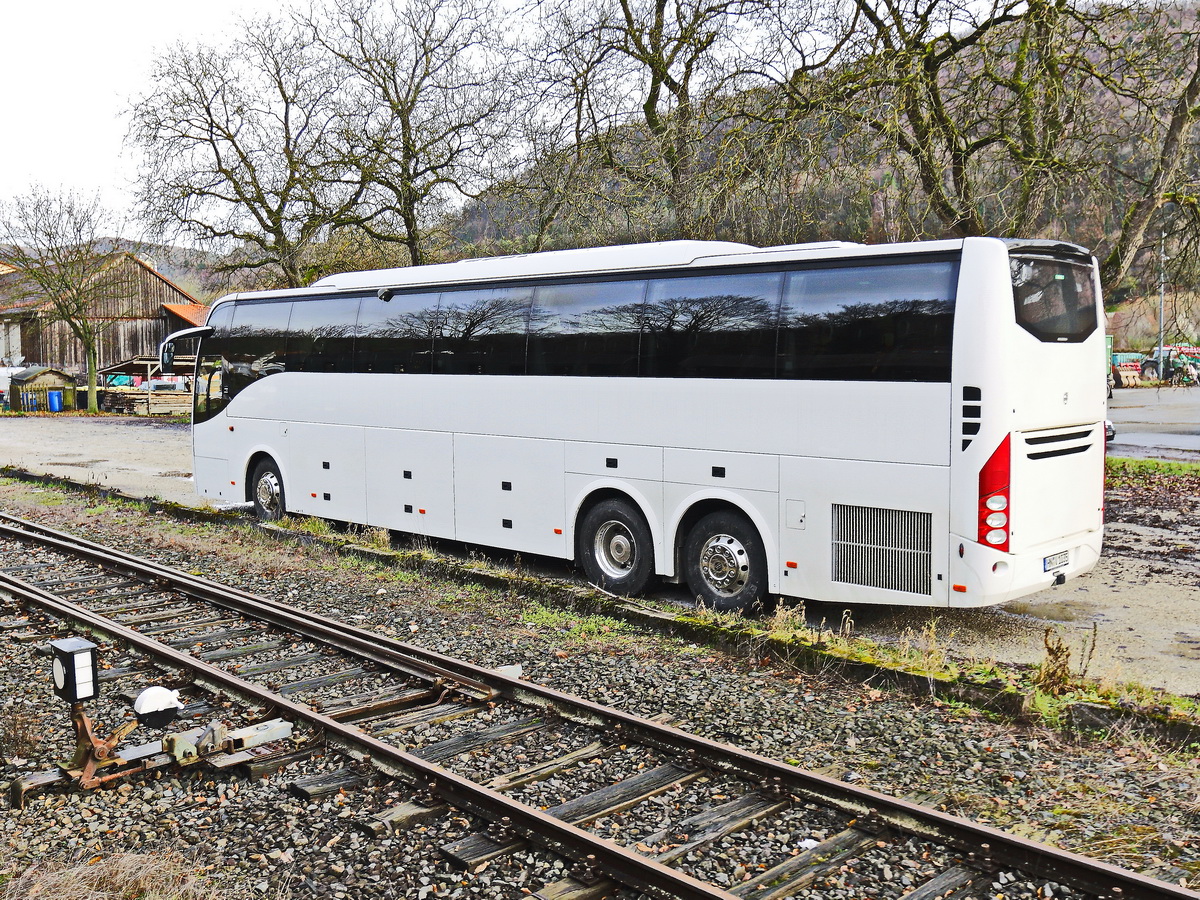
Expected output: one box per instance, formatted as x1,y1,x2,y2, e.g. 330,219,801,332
133,685,185,728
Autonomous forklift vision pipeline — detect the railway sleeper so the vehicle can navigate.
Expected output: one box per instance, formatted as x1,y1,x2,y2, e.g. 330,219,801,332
200,640,286,661
165,625,262,647
141,614,242,636
89,591,174,613
441,763,701,868
534,794,791,900
360,734,612,837
113,604,197,626
317,685,442,721
288,765,368,800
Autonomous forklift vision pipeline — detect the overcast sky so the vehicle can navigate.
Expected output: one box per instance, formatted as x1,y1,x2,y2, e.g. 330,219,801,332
1,1,278,224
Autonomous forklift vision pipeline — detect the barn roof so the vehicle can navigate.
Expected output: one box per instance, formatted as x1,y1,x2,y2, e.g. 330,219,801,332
162,303,209,326
0,252,198,316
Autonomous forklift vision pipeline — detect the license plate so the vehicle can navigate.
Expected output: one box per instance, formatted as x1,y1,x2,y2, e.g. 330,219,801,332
1043,551,1069,572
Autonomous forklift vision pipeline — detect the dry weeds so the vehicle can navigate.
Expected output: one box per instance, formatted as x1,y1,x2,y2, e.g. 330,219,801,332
0,852,235,900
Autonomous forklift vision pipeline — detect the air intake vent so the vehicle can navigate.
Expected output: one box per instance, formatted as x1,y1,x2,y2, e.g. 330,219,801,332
832,504,932,595
961,386,982,450
1022,427,1095,460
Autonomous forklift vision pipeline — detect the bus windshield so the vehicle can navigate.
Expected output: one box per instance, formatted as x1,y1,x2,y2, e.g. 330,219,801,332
1010,254,1097,343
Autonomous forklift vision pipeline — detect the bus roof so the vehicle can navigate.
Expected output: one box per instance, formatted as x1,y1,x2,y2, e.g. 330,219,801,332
311,240,759,290
212,237,982,310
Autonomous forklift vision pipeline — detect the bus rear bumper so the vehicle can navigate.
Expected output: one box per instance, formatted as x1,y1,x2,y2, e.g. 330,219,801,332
948,530,1103,608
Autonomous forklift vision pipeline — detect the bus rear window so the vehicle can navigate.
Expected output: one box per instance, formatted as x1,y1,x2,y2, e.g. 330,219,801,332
1010,255,1097,342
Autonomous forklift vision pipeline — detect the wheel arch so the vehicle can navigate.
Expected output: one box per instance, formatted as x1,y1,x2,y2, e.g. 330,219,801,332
570,483,661,565
244,449,281,505
669,493,779,591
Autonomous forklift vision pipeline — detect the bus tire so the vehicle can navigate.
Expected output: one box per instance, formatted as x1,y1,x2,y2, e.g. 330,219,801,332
683,510,768,613
578,499,654,596
251,459,286,521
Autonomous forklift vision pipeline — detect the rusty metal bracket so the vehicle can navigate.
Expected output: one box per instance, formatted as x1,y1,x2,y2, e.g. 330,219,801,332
66,704,139,789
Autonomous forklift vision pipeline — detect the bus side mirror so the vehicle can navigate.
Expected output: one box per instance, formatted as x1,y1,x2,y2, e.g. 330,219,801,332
159,325,213,373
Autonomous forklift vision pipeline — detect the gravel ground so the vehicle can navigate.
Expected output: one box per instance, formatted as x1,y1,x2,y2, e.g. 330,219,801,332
0,478,1197,898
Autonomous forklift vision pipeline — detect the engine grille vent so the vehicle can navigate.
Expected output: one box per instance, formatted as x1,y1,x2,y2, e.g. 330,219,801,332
832,504,932,595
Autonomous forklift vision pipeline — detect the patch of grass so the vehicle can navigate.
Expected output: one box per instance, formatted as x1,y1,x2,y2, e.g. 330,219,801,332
519,602,629,645
1106,455,1200,479
1105,456,1200,504
281,515,336,538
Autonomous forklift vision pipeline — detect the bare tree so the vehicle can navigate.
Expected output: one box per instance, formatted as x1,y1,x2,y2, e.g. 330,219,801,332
129,17,368,288
536,0,769,240
0,187,139,412
304,0,517,266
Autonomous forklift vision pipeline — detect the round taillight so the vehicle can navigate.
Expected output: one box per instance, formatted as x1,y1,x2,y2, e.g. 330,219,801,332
985,529,1007,545
986,512,1007,528
985,495,1008,511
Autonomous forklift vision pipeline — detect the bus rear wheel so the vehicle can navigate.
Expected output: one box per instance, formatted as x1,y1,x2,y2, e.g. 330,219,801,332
578,499,654,596
251,459,286,521
683,510,768,613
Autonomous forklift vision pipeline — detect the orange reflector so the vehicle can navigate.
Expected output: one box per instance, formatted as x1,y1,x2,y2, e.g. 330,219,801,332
785,561,798,569
419,509,426,515
228,426,234,431
230,481,236,486
311,493,317,498
554,528,563,534
953,584,967,593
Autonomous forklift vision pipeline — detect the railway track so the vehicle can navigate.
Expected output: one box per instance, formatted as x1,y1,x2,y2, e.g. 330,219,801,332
0,509,1192,900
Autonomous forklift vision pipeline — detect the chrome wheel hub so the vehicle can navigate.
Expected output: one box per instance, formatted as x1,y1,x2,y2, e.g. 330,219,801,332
256,472,281,516
594,521,635,579
698,533,748,596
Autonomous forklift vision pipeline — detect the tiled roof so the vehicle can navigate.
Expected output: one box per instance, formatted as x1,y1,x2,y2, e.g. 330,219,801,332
162,303,210,327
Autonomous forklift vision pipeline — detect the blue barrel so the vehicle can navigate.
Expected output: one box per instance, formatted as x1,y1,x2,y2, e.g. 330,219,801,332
48,390,63,412
24,392,37,412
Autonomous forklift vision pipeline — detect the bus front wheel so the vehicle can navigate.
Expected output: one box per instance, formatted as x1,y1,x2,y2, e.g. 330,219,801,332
251,459,286,521
683,511,768,613
578,499,654,595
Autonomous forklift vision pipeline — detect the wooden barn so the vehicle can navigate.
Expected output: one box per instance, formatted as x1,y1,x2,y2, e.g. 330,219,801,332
0,253,207,372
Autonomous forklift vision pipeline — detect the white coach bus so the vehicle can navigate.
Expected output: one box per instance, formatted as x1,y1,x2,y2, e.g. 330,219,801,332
161,237,1106,612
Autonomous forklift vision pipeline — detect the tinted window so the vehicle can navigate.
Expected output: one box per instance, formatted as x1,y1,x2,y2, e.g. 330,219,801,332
528,280,647,376
1010,255,1097,343
641,272,783,378
194,303,234,424
777,260,957,382
288,296,361,372
433,287,533,375
224,301,293,398
356,292,441,374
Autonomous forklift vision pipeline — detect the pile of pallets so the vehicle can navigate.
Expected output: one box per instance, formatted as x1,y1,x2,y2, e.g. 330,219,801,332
102,389,193,416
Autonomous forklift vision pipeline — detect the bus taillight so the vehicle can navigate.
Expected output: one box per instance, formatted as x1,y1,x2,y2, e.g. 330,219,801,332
978,435,1011,552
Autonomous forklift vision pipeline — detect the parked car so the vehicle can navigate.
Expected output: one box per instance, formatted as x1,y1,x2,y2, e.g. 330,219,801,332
1105,420,1115,443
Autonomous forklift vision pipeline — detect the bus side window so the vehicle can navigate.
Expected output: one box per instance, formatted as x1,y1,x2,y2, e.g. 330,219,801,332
288,296,361,372
356,291,441,374
194,303,235,424
224,301,293,398
641,272,782,379
529,280,647,377
778,261,957,382
435,287,533,375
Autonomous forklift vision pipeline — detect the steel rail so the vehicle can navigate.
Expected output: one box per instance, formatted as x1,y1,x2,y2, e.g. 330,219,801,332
0,516,495,701
0,568,736,900
0,512,1195,900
